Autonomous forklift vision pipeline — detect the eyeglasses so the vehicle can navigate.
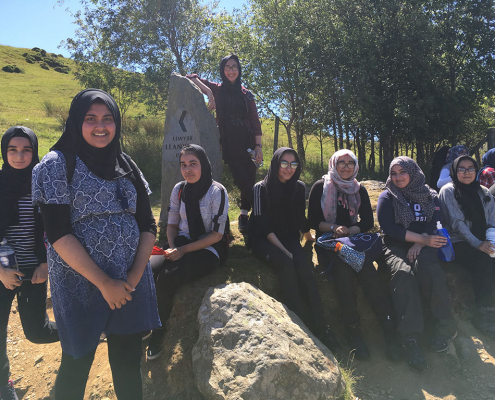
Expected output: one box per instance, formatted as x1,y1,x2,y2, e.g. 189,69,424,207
280,160,299,169
224,65,238,72
457,167,476,174
336,161,356,169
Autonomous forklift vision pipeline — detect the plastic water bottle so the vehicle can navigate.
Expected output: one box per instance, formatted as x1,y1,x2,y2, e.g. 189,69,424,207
435,221,455,262
0,238,20,276
247,148,263,168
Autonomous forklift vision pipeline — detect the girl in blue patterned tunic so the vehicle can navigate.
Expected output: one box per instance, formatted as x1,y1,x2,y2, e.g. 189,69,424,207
32,89,160,400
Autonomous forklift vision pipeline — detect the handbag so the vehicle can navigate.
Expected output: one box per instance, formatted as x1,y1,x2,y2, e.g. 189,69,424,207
316,232,383,273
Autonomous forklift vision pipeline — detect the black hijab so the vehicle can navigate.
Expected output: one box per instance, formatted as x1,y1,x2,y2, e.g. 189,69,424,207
450,155,488,241
263,147,302,234
180,144,213,241
51,88,135,182
0,126,39,239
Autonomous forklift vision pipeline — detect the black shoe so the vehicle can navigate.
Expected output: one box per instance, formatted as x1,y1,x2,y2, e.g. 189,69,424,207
238,214,249,234
317,326,342,360
346,323,370,360
472,307,495,338
0,380,18,400
147,329,165,361
383,319,403,362
402,338,427,372
429,331,457,353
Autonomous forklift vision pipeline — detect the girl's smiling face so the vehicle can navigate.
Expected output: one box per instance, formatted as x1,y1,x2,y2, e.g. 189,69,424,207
390,164,410,189
277,152,297,183
7,137,33,169
224,59,239,84
81,102,116,148
180,153,202,184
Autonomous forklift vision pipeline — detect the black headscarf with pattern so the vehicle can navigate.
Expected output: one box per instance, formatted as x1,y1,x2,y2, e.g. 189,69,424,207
386,156,437,229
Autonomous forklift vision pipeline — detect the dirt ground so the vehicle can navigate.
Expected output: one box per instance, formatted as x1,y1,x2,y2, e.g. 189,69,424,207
6,183,495,400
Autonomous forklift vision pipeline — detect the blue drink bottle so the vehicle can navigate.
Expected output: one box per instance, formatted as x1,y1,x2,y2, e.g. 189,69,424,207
435,221,455,262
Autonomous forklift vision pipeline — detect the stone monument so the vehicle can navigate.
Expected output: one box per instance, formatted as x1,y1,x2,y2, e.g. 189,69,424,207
160,73,223,224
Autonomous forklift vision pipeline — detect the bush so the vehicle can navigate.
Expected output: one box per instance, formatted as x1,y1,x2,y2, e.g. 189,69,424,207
31,47,41,52
24,55,36,64
2,65,23,73
43,101,69,129
40,49,47,57
54,66,70,74
50,53,58,58
40,63,49,70
57,54,64,58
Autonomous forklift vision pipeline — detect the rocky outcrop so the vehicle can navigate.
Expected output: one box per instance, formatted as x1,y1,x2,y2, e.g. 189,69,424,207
192,282,345,400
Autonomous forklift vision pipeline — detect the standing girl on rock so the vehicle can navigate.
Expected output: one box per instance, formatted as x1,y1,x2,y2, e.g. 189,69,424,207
249,147,340,356
0,126,58,400
186,55,263,233
32,89,160,400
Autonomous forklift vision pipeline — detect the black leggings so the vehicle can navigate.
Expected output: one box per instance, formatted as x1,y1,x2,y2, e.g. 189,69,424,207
315,246,394,327
381,244,456,338
226,155,257,211
151,249,219,325
250,235,327,334
452,241,494,307
0,280,58,385
54,332,143,400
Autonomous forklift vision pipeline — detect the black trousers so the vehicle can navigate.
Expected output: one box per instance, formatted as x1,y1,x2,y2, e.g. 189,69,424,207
315,246,394,327
226,155,257,211
54,332,143,400
0,280,58,385
381,244,456,338
251,236,327,334
452,241,494,307
151,249,219,325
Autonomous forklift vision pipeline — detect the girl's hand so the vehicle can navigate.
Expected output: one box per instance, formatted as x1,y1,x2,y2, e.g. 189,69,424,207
334,225,350,238
0,267,23,290
254,146,263,164
477,241,495,255
31,263,48,284
164,247,186,262
207,92,216,111
407,243,424,262
99,279,134,310
422,235,447,248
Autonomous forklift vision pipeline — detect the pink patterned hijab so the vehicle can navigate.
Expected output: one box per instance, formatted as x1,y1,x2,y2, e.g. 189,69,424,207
321,149,361,224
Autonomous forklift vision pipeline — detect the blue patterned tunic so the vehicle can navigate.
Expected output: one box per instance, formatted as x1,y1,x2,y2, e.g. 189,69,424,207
32,151,160,358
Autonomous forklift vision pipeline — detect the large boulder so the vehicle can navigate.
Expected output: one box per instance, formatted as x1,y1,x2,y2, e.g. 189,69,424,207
192,282,345,400
160,73,222,224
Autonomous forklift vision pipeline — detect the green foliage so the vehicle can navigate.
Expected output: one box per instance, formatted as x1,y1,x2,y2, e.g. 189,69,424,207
2,65,23,73
21,49,71,74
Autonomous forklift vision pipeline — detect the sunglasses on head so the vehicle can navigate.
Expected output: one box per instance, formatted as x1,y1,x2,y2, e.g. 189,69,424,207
280,160,299,169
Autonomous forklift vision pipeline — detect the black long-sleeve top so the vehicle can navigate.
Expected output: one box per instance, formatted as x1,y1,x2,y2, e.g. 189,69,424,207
249,180,310,245
377,190,441,248
308,180,374,239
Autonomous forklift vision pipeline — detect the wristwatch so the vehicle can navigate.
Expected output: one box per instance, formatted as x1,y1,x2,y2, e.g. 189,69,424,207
330,224,335,232
255,144,262,148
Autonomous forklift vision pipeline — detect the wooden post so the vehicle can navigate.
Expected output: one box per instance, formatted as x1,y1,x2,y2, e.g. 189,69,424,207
273,116,280,155
488,127,495,150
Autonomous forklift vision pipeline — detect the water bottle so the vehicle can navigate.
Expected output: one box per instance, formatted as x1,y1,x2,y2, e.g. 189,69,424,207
0,239,20,278
247,148,263,168
435,221,455,262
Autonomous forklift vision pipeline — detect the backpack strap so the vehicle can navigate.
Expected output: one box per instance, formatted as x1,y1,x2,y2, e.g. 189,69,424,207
211,181,227,232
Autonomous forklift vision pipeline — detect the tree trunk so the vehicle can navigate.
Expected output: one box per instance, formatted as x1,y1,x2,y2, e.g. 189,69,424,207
368,134,375,171
332,120,338,152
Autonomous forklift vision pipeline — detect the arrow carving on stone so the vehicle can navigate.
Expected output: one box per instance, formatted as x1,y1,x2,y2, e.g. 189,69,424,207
179,111,187,132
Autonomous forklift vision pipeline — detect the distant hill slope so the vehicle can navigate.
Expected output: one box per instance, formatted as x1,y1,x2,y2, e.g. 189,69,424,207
0,44,81,155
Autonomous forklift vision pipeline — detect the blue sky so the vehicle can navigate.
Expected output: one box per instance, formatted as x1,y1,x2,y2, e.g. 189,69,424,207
0,0,241,57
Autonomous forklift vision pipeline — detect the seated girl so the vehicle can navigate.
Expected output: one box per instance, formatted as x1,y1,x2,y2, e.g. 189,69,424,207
478,148,495,191
308,149,399,361
249,147,340,356
437,145,469,189
0,126,58,400
147,144,229,360
33,89,160,400
377,156,456,372
439,155,495,336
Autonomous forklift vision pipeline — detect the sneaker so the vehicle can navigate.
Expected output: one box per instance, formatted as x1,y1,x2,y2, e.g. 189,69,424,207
402,338,428,372
316,326,342,360
142,330,152,341
346,323,370,360
147,329,165,361
238,214,249,234
472,307,495,338
383,320,403,362
0,380,18,400
429,331,457,353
